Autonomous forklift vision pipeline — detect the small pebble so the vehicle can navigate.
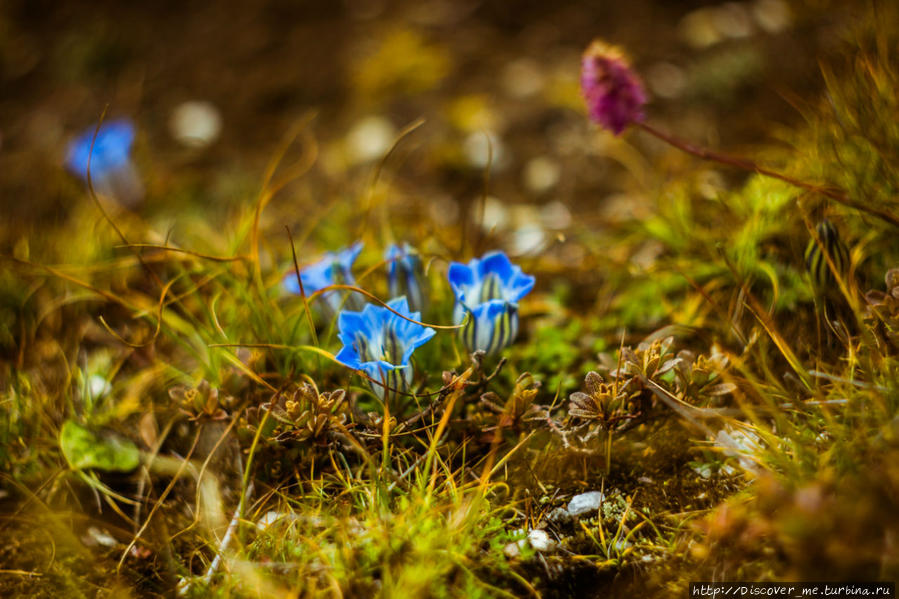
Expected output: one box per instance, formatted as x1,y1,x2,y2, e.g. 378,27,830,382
84,526,117,547
692,463,714,479
527,529,556,552
567,491,604,517
503,541,521,558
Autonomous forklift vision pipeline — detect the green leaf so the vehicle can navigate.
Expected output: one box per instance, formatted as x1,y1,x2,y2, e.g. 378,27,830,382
59,420,140,472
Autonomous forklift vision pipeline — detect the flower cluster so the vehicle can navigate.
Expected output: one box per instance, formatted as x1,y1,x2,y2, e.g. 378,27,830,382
580,40,646,135
286,242,534,410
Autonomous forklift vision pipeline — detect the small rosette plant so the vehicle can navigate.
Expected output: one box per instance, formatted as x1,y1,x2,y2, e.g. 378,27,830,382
386,243,428,314
65,118,144,206
335,296,435,407
285,242,364,315
448,251,535,356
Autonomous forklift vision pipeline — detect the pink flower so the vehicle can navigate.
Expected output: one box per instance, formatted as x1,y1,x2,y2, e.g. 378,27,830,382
580,41,647,135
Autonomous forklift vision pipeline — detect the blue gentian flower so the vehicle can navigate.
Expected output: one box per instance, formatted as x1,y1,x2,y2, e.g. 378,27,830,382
64,118,144,206
386,243,428,313
285,242,364,314
448,251,535,355
335,296,436,404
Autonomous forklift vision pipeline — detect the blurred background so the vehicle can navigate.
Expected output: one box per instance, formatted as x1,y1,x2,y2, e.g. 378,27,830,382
0,0,860,256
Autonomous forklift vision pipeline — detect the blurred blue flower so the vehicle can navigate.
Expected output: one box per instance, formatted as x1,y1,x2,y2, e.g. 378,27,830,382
285,242,364,315
64,118,144,205
335,296,435,404
386,243,428,313
448,251,535,355
65,119,135,180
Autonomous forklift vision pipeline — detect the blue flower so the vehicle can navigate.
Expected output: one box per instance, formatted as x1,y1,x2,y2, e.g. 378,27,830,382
335,296,436,404
386,243,428,313
65,119,136,181
447,251,535,355
285,242,364,314
64,118,143,205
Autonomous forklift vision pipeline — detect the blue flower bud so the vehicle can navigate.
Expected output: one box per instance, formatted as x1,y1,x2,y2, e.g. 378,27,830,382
385,243,428,313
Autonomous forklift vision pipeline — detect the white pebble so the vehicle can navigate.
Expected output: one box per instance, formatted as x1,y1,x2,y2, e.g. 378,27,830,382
567,491,605,517
503,541,522,558
527,529,556,552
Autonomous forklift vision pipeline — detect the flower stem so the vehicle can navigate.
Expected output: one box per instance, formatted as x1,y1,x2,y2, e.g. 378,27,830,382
605,430,612,476
636,121,899,229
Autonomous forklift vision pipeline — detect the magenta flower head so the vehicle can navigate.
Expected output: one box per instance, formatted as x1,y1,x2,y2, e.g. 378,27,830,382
580,40,646,135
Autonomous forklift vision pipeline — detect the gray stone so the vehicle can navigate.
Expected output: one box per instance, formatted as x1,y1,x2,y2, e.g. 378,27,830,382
527,529,555,552
567,491,605,517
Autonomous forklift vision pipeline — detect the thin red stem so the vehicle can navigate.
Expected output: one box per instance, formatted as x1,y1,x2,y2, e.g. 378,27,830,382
636,121,899,229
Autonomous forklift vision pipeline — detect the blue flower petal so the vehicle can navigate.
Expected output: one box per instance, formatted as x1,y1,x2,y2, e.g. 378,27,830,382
506,271,536,302
448,262,475,302
337,242,364,272
386,243,427,312
477,251,514,282
335,345,363,370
